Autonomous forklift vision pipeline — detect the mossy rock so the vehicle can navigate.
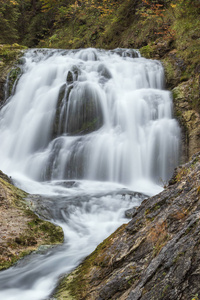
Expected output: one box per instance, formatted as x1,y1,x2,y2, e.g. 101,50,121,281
0,44,27,65
140,45,155,59
0,172,63,271
54,224,126,299
7,66,22,97
67,71,73,84
162,57,181,89
0,44,27,104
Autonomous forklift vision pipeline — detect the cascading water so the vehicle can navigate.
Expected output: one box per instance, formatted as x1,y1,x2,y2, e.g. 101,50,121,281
0,48,180,300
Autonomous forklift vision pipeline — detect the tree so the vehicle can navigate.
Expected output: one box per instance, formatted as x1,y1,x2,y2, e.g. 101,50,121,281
0,0,19,43
136,0,175,39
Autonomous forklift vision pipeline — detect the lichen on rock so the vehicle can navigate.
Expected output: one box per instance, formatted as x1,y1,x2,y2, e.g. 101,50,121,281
0,171,63,271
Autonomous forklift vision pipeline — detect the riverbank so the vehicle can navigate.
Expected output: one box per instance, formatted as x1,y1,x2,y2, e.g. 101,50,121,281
0,171,63,271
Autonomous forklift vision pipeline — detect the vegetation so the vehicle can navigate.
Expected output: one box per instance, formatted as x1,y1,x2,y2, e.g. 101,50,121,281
0,173,64,271
1,1,199,55
1,1,199,75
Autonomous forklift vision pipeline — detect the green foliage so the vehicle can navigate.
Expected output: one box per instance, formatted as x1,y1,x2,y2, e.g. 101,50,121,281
191,293,199,300
140,45,154,58
0,0,19,43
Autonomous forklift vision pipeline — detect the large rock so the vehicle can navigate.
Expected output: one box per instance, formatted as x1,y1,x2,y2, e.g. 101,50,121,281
173,80,200,161
53,82,104,137
54,152,200,300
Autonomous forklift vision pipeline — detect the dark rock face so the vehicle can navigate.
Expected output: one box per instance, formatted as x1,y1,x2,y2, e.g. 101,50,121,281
66,83,103,135
55,153,200,300
53,82,104,137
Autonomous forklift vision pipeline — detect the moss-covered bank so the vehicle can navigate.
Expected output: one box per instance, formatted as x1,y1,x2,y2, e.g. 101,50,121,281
0,44,27,104
0,171,63,271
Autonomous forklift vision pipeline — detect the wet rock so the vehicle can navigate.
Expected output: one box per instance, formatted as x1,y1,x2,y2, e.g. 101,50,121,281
66,83,104,135
17,57,26,65
98,64,112,80
52,84,74,138
111,48,139,58
124,207,138,218
71,65,80,81
54,153,200,300
66,71,73,84
6,67,22,98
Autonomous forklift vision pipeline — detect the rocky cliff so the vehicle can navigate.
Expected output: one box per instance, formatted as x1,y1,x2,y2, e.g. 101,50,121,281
55,152,200,300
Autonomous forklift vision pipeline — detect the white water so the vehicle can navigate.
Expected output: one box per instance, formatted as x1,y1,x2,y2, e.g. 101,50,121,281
0,48,180,299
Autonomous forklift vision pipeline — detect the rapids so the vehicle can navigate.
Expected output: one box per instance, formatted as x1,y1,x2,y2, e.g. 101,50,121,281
0,48,180,299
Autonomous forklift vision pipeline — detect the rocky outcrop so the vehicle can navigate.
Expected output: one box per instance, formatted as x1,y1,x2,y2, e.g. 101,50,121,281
172,80,200,161
54,152,200,300
0,44,26,106
0,172,63,271
140,42,200,162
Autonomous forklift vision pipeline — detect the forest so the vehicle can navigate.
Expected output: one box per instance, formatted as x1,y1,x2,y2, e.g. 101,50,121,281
1,0,200,49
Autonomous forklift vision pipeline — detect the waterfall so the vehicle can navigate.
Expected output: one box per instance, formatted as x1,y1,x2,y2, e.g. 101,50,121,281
0,48,180,300
0,48,180,186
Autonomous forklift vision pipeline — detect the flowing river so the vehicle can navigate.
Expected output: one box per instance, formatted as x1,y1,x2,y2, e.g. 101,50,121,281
0,48,180,299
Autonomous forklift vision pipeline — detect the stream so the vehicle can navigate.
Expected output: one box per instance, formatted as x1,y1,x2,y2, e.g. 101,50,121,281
0,48,180,299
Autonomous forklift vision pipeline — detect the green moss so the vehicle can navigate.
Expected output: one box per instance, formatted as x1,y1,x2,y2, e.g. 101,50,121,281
8,67,22,97
140,45,155,59
161,284,170,298
0,177,28,208
55,224,126,299
0,175,63,271
173,251,185,264
184,219,199,236
0,250,32,271
0,170,12,184
162,58,180,88
176,167,187,182
145,203,162,218
73,117,100,135
0,44,27,64
0,44,27,104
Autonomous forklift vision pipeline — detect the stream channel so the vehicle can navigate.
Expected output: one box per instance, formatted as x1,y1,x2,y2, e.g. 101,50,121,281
0,48,180,299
